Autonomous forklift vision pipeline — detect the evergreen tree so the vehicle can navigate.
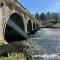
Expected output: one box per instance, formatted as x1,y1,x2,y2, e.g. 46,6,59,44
40,13,46,21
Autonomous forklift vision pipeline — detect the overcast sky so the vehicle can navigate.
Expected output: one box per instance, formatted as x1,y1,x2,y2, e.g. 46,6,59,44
18,0,60,14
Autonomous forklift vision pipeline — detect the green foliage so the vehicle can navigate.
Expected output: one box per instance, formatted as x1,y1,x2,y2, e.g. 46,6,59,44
35,12,60,27
0,52,33,60
35,12,60,22
35,12,40,20
0,52,25,60
40,13,46,21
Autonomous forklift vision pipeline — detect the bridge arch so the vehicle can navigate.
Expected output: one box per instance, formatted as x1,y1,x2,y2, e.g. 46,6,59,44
4,13,25,42
36,23,38,28
27,20,32,34
33,22,35,30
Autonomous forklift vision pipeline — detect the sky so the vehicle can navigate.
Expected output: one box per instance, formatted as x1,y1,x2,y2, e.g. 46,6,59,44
18,0,60,14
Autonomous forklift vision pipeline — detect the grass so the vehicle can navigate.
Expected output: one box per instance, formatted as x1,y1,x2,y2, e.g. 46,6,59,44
53,23,60,28
0,52,26,60
41,21,60,28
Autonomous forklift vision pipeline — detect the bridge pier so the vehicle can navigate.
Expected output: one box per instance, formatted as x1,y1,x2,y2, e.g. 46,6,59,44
0,6,8,44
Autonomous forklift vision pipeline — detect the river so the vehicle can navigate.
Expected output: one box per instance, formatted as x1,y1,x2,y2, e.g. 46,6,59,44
31,28,60,60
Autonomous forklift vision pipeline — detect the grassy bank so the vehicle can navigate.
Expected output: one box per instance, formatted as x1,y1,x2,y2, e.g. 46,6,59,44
0,52,26,60
0,41,32,60
41,22,60,28
53,23,60,28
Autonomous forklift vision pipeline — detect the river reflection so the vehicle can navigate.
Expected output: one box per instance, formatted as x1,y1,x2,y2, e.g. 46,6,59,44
32,28,60,60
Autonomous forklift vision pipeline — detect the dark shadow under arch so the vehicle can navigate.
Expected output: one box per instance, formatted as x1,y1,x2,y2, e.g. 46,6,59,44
27,20,32,34
4,13,26,43
33,22,35,29
35,23,40,32
36,23,38,28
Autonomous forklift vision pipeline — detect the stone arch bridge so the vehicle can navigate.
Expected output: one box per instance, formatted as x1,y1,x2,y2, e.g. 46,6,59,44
0,0,40,44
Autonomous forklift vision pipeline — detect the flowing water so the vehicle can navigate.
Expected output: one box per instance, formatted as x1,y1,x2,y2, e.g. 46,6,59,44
32,28,60,60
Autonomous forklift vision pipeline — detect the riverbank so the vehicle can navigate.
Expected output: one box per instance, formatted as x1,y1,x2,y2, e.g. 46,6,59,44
41,22,60,28
0,41,33,60
0,53,25,60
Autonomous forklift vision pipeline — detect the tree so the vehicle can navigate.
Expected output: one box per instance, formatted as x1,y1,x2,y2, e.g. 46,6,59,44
40,13,46,21
52,13,59,23
46,12,51,20
35,12,40,20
